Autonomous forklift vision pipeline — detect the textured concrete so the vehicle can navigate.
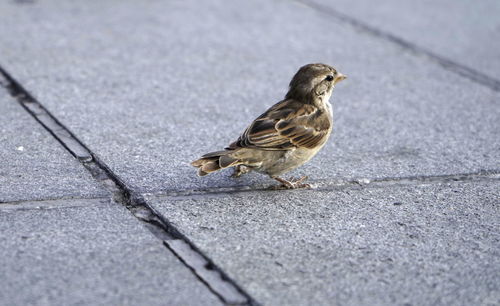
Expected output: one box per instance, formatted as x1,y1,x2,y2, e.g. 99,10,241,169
0,0,498,193
0,1,499,305
146,180,500,305
0,87,108,202
308,0,500,80
0,198,221,306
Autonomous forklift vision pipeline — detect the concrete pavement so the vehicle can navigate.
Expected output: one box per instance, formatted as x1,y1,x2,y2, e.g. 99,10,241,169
1,0,499,305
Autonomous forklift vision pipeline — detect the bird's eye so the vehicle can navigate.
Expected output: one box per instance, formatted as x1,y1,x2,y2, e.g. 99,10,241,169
325,75,334,81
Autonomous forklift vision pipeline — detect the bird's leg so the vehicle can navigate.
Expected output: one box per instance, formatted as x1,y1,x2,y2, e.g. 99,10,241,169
273,177,294,189
272,176,310,189
231,165,252,178
293,175,309,185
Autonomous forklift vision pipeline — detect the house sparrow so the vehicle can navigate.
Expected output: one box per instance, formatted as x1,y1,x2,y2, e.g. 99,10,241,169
191,63,346,189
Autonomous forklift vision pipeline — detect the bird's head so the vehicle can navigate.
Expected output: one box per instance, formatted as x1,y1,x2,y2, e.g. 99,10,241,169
285,63,346,103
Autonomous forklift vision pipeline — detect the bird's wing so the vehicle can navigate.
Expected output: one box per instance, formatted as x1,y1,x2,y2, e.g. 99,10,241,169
228,99,331,151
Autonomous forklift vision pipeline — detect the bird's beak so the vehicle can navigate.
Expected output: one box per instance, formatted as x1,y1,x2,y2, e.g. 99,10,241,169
334,73,347,84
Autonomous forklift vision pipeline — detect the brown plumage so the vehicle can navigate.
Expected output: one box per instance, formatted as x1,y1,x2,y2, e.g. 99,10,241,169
191,63,346,189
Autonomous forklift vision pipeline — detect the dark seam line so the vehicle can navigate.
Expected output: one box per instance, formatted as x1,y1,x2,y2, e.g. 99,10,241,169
0,67,258,306
0,196,109,205
0,202,107,212
0,197,110,212
145,169,500,199
295,0,500,92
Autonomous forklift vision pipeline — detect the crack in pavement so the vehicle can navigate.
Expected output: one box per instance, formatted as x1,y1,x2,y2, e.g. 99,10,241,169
0,67,257,306
0,194,110,205
0,197,110,211
144,169,500,200
294,0,500,92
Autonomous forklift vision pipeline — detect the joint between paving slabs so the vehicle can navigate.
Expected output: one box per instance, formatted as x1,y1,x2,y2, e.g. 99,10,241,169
84,159,255,305
0,197,111,211
0,67,256,306
145,169,500,200
293,0,500,92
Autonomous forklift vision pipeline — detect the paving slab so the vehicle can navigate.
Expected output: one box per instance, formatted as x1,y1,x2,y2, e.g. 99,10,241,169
145,180,500,305
0,198,221,306
0,87,108,202
306,0,500,81
0,0,498,194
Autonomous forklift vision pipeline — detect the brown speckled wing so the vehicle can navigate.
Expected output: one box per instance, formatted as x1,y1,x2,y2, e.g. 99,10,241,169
228,99,331,151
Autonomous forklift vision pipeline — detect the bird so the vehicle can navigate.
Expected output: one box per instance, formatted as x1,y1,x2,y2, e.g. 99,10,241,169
191,63,346,189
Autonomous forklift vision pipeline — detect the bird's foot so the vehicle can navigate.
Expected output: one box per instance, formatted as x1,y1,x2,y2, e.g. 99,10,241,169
273,176,310,189
231,165,252,178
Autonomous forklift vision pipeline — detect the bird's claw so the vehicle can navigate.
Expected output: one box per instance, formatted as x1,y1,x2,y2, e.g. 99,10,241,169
273,176,311,189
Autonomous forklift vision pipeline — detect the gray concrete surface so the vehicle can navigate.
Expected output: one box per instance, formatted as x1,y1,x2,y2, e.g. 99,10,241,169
0,0,498,193
0,87,108,202
0,0,499,305
146,180,500,306
0,198,221,306
308,0,500,80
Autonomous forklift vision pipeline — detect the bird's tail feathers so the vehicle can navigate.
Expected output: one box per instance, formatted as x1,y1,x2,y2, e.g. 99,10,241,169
191,150,241,176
